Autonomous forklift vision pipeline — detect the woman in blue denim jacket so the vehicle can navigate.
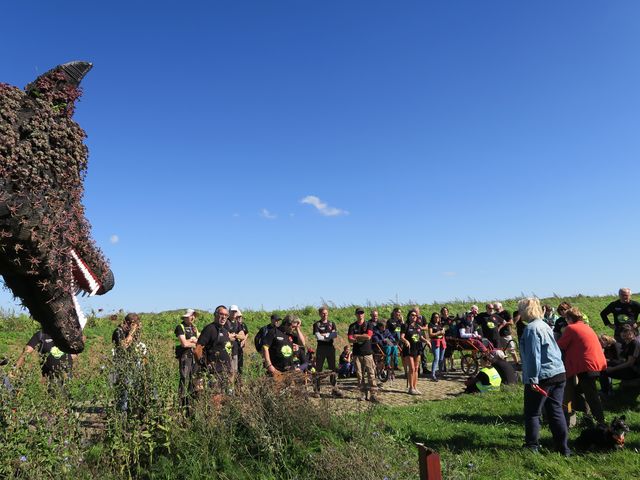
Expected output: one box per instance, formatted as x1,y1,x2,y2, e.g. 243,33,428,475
519,297,570,456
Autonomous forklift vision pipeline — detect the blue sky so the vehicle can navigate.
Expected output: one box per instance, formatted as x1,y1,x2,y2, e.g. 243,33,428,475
1,1,639,314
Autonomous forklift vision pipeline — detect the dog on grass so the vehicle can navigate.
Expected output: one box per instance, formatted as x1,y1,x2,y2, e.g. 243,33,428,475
575,416,629,450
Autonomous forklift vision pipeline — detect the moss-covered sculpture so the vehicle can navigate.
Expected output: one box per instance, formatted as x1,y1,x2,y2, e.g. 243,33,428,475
0,61,114,353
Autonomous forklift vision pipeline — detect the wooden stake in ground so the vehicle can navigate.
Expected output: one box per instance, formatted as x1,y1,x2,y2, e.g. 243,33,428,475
416,443,442,480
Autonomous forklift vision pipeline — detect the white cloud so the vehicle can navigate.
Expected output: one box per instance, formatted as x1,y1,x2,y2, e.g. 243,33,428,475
300,195,348,217
110,235,119,244
442,271,457,277
232,213,240,218
260,208,277,220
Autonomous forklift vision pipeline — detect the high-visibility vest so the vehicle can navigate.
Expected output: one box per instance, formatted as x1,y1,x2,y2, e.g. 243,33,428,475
476,366,501,393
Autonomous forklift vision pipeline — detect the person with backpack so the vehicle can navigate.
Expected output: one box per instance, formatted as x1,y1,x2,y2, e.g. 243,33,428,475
254,313,282,353
174,308,199,410
15,329,74,389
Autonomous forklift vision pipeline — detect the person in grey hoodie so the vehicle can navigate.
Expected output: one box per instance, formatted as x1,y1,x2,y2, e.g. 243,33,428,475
519,297,570,456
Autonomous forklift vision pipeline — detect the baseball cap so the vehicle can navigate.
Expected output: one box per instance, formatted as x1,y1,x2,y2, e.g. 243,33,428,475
230,305,239,312
181,308,196,318
270,313,282,322
355,307,365,314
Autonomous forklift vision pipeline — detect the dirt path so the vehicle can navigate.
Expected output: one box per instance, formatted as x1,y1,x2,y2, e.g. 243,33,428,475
312,371,467,412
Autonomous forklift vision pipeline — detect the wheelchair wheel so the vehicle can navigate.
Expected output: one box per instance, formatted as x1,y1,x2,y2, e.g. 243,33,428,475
376,364,388,382
461,354,478,376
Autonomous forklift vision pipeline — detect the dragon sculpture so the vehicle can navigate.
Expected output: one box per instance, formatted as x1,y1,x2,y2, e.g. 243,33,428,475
0,61,114,353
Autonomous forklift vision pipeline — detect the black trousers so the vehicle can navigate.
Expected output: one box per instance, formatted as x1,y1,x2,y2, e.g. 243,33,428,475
564,372,605,424
178,353,195,408
316,344,336,371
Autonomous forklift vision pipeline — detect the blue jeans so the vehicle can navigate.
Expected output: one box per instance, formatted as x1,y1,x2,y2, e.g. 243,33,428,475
431,344,445,378
524,381,570,454
384,345,399,368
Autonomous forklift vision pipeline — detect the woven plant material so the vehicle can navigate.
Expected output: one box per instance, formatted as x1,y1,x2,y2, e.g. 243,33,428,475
0,62,114,353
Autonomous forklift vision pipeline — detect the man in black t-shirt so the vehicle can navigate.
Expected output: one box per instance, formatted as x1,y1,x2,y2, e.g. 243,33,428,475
195,306,234,380
313,307,338,372
15,329,74,388
601,288,640,342
174,308,199,409
476,303,501,348
262,320,295,374
348,308,378,402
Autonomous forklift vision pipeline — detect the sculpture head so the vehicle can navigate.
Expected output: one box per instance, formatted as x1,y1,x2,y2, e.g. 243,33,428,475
0,61,114,353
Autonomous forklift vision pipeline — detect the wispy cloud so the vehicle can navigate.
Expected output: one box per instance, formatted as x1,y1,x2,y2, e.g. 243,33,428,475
300,195,348,217
260,208,277,220
110,234,120,244
442,271,457,277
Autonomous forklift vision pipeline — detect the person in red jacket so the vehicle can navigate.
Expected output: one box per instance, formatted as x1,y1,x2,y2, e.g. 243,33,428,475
557,307,607,425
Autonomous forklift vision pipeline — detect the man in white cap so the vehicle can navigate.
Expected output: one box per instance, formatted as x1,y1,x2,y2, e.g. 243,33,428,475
175,308,199,411
228,305,248,379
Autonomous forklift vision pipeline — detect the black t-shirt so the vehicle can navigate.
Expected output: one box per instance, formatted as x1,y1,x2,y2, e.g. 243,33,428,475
227,319,249,356
174,322,198,357
492,359,517,385
27,331,72,377
339,351,350,365
601,300,640,327
401,322,422,356
621,338,640,370
386,318,404,338
476,313,500,346
197,322,232,373
313,320,337,346
263,326,294,371
516,319,527,340
496,310,512,337
348,321,373,356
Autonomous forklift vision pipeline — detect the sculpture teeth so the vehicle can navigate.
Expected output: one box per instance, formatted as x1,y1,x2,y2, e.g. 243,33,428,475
72,290,87,330
70,249,100,296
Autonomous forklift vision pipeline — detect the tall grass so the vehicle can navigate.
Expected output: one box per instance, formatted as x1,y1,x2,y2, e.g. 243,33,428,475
0,293,637,479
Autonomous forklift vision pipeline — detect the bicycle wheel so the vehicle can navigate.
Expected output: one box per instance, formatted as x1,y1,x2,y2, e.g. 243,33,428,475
461,354,478,376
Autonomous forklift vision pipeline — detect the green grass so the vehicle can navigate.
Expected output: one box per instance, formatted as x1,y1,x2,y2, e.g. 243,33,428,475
0,293,638,479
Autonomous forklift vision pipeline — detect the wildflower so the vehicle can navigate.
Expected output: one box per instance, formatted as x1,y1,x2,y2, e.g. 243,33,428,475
20,455,27,462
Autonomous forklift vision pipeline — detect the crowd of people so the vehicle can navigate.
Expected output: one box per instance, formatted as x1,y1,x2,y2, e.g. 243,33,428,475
6,288,640,455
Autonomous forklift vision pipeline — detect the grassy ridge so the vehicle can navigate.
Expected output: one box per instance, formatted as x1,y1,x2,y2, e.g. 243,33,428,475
1,293,638,479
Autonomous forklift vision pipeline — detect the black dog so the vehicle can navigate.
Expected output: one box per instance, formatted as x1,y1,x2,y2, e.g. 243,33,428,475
575,416,629,450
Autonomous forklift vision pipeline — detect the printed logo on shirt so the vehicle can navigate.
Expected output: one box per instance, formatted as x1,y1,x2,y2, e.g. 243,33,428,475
225,341,233,354
617,314,631,324
280,345,293,358
50,346,65,359
411,334,420,343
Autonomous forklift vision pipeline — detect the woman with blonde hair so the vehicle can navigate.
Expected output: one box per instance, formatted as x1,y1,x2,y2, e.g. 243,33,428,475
519,297,570,455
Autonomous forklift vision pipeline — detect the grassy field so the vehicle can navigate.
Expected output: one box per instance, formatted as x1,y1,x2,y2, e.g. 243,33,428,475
1,293,639,479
